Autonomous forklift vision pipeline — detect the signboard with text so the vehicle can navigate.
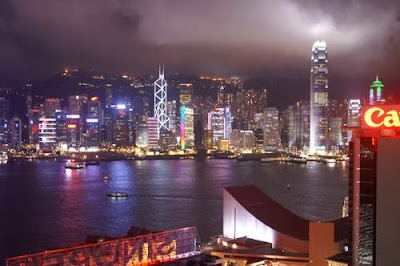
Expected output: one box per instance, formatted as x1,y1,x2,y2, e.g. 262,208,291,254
362,105,400,129
6,227,198,266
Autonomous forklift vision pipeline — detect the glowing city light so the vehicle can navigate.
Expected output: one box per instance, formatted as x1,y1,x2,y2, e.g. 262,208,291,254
181,105,186,150
116,104,126,110
86,118,98,123
66,114,80,119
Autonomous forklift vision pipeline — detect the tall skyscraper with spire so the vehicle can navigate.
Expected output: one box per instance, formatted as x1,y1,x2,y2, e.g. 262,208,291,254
309,40,329,154
154,65,170,140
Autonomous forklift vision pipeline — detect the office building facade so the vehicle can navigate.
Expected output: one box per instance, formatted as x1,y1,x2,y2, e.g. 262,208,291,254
310,40,329,154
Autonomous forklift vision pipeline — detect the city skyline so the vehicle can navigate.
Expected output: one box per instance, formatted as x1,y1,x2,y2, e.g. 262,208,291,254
2,2,400,265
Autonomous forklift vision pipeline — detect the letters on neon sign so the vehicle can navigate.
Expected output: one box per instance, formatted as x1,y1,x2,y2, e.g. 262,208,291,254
363,106,400,128
6,227,197,266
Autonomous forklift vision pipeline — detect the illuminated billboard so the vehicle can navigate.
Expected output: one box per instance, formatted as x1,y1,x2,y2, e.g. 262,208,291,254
362,105,400,129
7,227,199,266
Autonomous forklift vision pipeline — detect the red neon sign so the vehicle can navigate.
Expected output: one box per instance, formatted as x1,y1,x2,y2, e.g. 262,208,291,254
6,227,198,266
362,105,400,129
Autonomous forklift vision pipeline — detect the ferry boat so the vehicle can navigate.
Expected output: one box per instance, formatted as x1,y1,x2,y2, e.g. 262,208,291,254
325,158,337,164
84,161,100,166
288,156,307,164
107,192,129,199
260,157,287,163
64,160,84,169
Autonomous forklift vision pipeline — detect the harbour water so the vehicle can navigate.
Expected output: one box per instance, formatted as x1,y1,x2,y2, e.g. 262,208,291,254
0,159,348,261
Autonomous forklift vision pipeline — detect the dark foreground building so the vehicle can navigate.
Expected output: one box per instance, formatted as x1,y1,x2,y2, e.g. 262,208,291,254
349,105,400,266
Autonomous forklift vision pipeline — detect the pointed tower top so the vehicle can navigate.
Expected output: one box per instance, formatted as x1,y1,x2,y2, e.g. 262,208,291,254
158,64,164,78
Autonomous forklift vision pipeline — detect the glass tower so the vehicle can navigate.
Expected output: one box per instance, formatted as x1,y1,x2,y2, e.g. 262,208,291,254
310,40,329,154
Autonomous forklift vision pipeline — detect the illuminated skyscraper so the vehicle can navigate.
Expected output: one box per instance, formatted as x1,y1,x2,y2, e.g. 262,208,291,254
110,104,129,147
283,101,310,150
310,40,329,154
208,107,232,146
39,118,57,151
209,108,225,145
263,107,281,149
68,95,87,116
347,99,361,144
86,97,102,147
178,83,193,107
147,117,158,149
167,100,177,132
44,98,61,118
234,88,267,129
154,66,170,139
105,85,113,108
0,97,10,145
10,115,22,150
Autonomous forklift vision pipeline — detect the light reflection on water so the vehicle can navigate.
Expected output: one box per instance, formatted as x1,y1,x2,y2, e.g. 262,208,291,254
0,159,348,260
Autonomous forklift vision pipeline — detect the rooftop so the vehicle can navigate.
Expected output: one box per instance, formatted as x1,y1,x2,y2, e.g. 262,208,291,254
225,185,348,241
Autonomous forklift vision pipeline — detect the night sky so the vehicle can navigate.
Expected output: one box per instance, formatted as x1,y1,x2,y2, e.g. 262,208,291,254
0,0,400,96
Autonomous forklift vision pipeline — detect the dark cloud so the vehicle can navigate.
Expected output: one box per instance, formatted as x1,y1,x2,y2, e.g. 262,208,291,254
0,0,399,89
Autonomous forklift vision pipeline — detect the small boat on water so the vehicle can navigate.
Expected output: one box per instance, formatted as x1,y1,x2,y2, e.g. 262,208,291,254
288,157,307,164
325,158,337,164
107,192,129,199
84,161,100,166
64,160,84,169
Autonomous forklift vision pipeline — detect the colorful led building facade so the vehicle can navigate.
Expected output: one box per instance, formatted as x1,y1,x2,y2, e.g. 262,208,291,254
310,40,329,154
180,106,194,150
154,66,170,139
368,77,384,105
